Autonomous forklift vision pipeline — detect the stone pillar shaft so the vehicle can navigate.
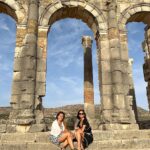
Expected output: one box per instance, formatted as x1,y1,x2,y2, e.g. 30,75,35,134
10,0,39,128
143,26,150,111
108,0,130,124
82,36,95,122
96,34,113,124
128,59,138,123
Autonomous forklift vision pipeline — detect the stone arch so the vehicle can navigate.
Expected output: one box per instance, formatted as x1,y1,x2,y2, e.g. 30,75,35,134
39,0,107,36
118,3,150,32
0,0,25,23
118,3,150,125
37,0,108,128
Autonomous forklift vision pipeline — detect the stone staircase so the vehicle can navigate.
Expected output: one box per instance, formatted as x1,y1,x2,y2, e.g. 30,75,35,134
0,130,150,150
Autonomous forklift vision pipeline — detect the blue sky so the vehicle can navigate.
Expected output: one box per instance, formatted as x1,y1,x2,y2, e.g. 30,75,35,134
0,13,148,110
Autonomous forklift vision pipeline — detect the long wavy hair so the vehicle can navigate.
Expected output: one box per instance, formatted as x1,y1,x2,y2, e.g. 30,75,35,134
56,111,65,121
77,109,87,120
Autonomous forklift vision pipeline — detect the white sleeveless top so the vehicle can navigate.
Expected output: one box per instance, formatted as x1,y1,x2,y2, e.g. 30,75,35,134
50,120,65,137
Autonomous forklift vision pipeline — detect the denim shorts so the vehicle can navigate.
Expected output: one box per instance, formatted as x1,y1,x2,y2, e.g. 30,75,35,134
49,133,62,145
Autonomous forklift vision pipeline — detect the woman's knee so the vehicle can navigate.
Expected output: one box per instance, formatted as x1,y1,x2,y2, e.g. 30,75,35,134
76,129,82,134
65,131,72,137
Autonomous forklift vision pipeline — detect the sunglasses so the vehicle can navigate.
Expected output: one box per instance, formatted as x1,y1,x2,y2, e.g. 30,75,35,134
79,113,84,115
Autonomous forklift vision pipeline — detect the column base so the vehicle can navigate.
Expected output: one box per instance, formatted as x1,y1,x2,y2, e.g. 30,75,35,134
6,123,47,133
88,118,100,130
99,123,139,130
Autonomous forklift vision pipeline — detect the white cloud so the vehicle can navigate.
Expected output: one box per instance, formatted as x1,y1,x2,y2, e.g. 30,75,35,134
60,76,77,86
0,18,10,31
76,55,83,67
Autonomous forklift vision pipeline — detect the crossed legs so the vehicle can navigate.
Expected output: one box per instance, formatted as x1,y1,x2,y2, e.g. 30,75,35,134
58,131,75,150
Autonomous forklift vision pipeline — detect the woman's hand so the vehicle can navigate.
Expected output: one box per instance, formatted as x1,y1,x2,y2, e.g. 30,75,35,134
75,127,79,131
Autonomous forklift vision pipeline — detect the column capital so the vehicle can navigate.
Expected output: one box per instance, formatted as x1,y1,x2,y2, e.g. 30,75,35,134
128,58,134,66
82,36,93,48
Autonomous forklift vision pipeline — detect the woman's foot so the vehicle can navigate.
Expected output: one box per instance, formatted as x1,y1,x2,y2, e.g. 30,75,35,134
60,146,65,150
81,144,84,150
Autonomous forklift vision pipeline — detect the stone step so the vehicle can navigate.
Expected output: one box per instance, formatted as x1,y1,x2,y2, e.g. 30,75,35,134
0,142,60,150
1,140,150,150
88,138,150,150
1,130,150,149
92,149,150,150
1,130,150,143
0,132,50,143
93,129,150,141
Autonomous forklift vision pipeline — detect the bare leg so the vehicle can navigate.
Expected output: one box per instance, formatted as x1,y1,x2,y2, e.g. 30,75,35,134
61,139,68,149
75,130,83,150
58,132,74,149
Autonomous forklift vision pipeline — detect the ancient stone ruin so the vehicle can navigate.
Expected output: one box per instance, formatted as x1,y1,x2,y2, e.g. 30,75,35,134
1,0,150,149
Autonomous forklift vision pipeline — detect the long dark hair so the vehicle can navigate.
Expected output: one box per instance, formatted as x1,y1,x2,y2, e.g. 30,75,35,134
56,111,65,121
77,109,87,120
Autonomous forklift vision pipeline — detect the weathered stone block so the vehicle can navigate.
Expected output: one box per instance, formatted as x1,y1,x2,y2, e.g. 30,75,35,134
22,44,37,57
12,81,35,95
109,39,120,48
37,59,46,71
101,95,113,109
2,143,27,150
6,125,17,133
100,72,112,84
36,72,46,82
113,94,126,109
101,85,112,95
111,60,122,72
36,82,46,96
24,34,37,44
13,72,21,81
100,47,110,60
27,143,60,150
121,46,129,61
110,48,120,60
102,110,112,123
0,124,6,133
14,57,36,71
108,28,119,39
112,71,123,84
100,61,111,72
112,84,124,94
29,124,46,132
122,73,130,85
12,82,21,95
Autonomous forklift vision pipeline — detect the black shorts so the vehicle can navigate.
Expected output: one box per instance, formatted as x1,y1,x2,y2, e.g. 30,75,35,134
82,133,93,148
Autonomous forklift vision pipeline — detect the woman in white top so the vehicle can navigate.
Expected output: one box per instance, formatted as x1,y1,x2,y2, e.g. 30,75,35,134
49,111,76,150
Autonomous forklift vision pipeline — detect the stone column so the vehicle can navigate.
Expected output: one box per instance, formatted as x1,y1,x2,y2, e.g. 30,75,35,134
128,59,138,123
143,26,150,112
96,33,113,125
33,26,49,130
119,29,139,128
108,1,129,122
82,36,95,127
107,0,130,127
9,0,40,132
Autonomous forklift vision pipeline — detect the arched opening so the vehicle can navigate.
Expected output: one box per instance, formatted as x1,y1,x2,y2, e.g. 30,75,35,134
124,11,150,129
39,4,103,129
0,2,17,22
0,3,17,124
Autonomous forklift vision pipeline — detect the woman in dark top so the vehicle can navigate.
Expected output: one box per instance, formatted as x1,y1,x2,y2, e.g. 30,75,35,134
74,109,93,150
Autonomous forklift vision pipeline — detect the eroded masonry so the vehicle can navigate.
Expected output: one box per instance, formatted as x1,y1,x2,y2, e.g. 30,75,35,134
0,0,150,132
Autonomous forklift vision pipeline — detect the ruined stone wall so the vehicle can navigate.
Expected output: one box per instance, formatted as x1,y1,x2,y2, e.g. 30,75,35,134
0,0,150,132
